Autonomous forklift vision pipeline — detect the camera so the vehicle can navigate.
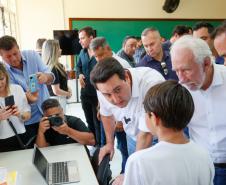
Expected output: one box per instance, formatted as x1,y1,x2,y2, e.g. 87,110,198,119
48,115,63,127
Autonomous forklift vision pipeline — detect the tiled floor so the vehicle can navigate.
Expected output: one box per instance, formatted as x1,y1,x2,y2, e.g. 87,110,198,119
66,102,122,178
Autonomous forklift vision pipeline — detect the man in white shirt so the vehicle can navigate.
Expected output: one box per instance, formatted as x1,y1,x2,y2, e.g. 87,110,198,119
90,37,131,174
170,35,226,185
123,80,214,185
90,57,164,184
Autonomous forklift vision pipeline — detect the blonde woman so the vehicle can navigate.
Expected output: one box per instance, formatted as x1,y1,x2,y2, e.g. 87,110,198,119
42,40,72,113
0,63,31,152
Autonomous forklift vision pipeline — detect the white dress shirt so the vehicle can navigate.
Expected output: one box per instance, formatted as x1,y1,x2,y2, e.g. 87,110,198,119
98,67,164,140
188,64,226,163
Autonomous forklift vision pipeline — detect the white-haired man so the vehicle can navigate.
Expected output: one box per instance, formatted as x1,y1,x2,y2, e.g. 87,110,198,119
171,35,226,185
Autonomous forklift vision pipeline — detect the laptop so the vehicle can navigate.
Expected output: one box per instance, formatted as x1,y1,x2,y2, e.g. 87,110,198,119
32,145,80,185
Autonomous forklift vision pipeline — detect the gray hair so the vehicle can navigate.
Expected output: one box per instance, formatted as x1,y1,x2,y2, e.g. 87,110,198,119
170,35,212,65
89,37,108,51
141,27,159,37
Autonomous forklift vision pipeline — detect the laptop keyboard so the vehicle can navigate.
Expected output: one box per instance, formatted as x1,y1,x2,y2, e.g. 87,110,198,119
52,162,69,183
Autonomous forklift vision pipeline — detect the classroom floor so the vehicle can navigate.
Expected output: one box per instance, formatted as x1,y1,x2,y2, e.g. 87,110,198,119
66,102,122,178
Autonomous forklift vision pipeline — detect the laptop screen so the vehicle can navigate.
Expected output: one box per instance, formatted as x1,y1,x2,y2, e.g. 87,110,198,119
32,145,48,179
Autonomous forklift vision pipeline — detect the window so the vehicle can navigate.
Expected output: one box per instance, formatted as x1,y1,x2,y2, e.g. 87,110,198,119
0,0,17,37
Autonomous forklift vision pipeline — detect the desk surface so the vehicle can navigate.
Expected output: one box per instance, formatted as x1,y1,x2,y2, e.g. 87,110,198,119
0,143,99,185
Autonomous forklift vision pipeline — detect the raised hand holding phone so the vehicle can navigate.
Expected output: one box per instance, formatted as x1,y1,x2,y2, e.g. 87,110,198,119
29,74,38,93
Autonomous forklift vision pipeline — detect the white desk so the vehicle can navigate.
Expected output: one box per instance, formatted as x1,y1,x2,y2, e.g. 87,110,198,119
0,143,99,185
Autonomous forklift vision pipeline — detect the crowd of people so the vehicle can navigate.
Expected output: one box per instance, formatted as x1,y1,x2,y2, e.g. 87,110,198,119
0,20,225,185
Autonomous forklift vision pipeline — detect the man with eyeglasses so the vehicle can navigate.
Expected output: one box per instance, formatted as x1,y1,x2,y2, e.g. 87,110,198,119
136,27,178,81
36,98,95,147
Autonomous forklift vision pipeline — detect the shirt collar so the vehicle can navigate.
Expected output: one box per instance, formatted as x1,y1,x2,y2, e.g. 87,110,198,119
210,64,223,88
4,53,27,70
128,68,139,98
145,49,170,62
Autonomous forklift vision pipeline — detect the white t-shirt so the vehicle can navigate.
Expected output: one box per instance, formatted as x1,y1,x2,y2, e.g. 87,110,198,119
188,64,226,163
112,52,131,69
123,141,214,185
0,84,31,139
98,67,164,140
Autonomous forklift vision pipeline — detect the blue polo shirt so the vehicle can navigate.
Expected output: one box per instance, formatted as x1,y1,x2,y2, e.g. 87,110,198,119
215,56,225,65
4,50,54,125
136,50,178,81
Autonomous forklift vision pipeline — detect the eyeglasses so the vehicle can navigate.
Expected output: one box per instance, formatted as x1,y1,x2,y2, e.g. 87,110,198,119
160,61,168,76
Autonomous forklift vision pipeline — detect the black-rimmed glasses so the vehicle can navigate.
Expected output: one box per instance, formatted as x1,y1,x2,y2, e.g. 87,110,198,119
160,61,168,76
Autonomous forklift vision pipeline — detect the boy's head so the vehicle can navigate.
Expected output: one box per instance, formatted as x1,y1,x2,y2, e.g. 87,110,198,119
143,80,194,135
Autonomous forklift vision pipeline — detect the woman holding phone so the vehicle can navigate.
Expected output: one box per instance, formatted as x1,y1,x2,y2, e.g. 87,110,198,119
0,63,31,152
42,39,72,113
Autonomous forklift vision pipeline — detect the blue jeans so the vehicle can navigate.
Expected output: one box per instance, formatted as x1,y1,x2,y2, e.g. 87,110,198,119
100,121,106,147
116,131,128,174
214,167,226,185
126,136,136,156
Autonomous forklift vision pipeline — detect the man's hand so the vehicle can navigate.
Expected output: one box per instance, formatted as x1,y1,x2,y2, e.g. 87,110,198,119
79,74,86,88
52,123,69,135
99,143,114,164
26,91,39,103
36,72,48,84
136,131,153,151
0,107,12,120
38,117,51,134
115,121,124,132
112,174,124,185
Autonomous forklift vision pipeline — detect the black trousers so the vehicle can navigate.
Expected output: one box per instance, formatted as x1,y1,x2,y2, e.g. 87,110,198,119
0,134,25,152
21,122,39,149
81,95,101,146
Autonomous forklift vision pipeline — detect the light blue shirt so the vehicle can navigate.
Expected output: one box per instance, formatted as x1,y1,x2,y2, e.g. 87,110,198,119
4,50,54,125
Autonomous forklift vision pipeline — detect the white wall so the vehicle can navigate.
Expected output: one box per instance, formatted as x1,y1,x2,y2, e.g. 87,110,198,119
16,0,226,49
16,0,64,49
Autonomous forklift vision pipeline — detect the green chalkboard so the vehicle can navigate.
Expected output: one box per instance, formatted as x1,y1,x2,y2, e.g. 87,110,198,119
69,18,223,54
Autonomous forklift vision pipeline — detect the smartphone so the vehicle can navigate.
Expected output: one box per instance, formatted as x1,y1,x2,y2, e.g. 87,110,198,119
5,95,15,107
29,74,38,93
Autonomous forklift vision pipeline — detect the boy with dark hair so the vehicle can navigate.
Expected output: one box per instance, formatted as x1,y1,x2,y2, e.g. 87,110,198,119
123,80,214,185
